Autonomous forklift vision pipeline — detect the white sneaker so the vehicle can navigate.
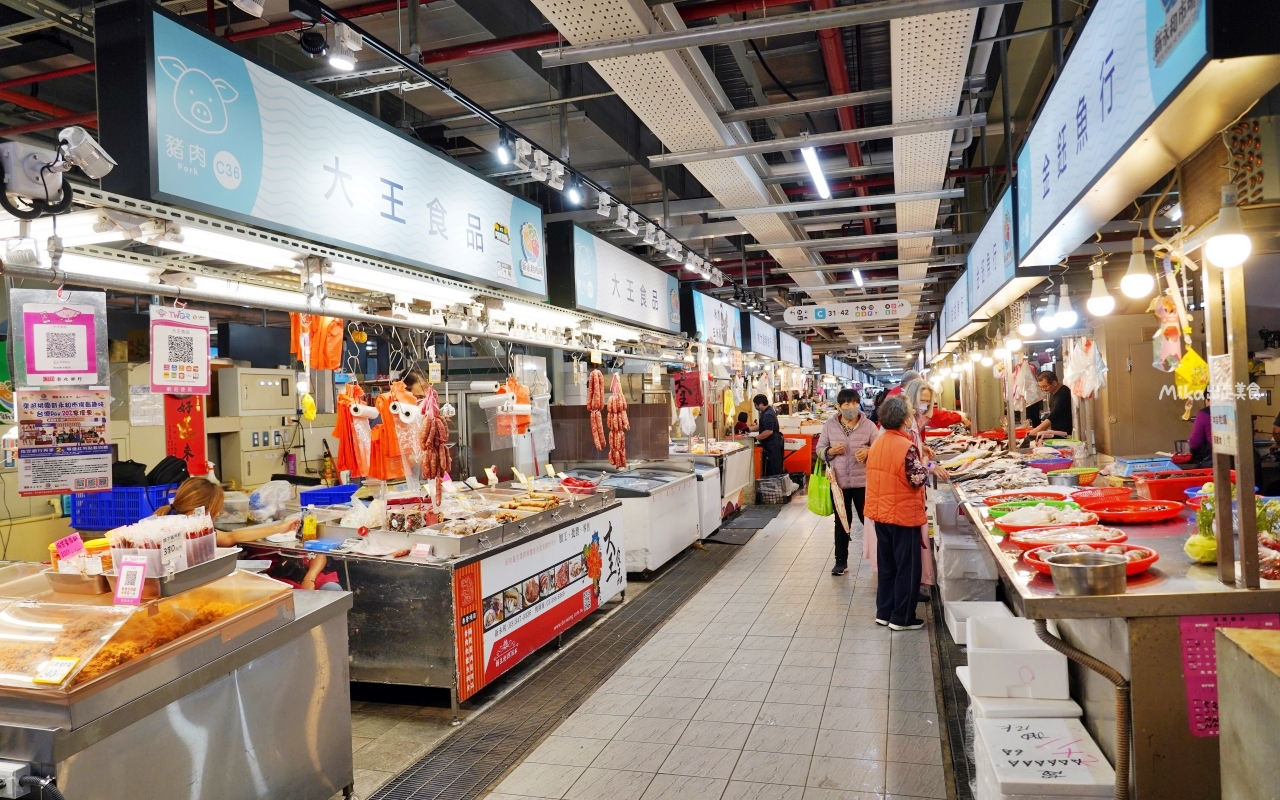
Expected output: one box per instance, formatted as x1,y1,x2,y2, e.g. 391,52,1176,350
889,619,925,631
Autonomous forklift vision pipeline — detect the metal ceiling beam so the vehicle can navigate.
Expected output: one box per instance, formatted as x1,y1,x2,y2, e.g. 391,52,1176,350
0,0,91,40
748,229,952,251
719,88,892,123
764,162,894,184
431,90,617,124
709,187,965,218
650,113,986,166
539,0,996,67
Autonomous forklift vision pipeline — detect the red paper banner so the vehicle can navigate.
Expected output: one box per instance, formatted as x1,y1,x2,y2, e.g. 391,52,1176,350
164,394,207,476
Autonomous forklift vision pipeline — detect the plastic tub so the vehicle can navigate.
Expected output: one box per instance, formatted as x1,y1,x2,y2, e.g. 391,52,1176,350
1133,468,1214,501
70,484,179,531
1027,457,1073,473
299,484,361,506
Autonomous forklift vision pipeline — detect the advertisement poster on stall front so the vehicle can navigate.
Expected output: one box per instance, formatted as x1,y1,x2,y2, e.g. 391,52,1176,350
150,305,211,395
15,389,111,496
453,505,625,701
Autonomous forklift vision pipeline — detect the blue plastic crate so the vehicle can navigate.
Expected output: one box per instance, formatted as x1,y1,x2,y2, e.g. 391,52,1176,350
70,484,179,531
299,484,360,506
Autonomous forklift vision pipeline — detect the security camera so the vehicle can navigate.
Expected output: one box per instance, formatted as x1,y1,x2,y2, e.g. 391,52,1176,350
58,127,116,180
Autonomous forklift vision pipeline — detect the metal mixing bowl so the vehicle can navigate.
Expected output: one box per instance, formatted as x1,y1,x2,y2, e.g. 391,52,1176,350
1047,472,1081,487
1044,551,1127,596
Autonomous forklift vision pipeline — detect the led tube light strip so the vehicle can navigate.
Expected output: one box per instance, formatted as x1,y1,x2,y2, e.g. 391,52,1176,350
0,261,673,363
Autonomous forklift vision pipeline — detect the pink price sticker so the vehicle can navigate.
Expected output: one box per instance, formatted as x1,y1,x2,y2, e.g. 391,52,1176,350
113,556,149,605
53,533,85,561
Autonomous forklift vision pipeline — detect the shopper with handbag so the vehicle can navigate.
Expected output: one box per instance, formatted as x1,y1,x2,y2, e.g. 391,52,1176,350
815,388,879,576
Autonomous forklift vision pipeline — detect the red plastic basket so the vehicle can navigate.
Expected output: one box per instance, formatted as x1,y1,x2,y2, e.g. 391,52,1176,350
1006,525,1127,550
994,512,1099,535
1075,499,1185,523
982,491,1073,507
1132,469,1213,501
1071,487,1131,505
1023,543,1158,576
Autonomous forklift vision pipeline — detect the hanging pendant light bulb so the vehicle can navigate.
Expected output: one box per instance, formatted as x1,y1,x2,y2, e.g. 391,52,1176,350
1039,293,1059,332
1055,283,1078,329
969,348,983,362
1017,299,1037,338
1205,184,1252,268
1007,336,1024,351
1086,262,1115,315
981,354,994,367
994,341,1010,359
1120,237,1155,298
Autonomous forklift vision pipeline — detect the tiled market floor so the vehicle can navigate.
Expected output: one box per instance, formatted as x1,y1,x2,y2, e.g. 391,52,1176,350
483,498,946,800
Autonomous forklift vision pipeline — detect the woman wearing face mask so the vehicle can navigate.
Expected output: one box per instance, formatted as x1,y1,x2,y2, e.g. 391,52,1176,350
816,388,879,576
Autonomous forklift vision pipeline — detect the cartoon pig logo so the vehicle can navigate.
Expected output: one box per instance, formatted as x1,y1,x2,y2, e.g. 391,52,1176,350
158,56,239,135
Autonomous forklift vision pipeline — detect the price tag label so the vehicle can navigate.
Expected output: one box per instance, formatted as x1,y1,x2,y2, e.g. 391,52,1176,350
590,350,602,364
114,556,149,605
465,476,484,490
428,363,442,384
160,529,185,574
410,543,434,558
33,656,79,685
544,463,557,477
511,467,528,487
484,467,498,487
441,478,457,494
54,532,85,561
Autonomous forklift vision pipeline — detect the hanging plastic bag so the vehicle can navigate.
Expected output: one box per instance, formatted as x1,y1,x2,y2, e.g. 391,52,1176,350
807,460,834,517
679,406,697,436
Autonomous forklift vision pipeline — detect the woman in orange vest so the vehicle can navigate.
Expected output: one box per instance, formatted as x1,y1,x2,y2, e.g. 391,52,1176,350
862,394,930,631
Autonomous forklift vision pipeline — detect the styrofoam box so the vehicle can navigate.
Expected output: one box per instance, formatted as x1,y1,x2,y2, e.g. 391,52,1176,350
966,617,1069,699
938,535,1000,581
974,717,1114,798
956,667,1081,719
944,601,1013,645
938,573,997,603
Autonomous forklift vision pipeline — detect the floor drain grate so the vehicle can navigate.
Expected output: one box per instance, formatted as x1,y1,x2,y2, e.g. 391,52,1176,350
930,591,975,800
370,542,740,800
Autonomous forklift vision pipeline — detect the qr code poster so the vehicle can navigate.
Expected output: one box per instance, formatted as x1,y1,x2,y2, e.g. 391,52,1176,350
14,388,112,496
8,288,108,388
149,306,211,395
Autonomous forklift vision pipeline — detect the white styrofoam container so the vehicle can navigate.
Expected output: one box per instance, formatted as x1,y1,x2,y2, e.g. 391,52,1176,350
974,717,1114,797
944,601,1013,644
966,617,1069,699
938,573,997,603
938,539,1000,581
957,667,1082,719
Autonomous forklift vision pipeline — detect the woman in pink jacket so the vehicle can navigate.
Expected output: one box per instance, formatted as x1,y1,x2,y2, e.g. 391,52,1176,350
816,388,880,576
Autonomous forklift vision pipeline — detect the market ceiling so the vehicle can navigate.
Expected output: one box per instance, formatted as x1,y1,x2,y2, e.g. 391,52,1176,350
0,0,1093,363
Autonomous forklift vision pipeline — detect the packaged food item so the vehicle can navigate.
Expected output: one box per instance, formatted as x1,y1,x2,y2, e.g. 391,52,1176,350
107,513,215,576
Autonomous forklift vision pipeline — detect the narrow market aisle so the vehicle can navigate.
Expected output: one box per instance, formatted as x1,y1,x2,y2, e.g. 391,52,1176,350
484,498,945,800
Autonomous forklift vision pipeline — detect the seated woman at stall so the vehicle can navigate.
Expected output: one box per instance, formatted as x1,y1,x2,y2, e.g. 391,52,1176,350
156,478,341,591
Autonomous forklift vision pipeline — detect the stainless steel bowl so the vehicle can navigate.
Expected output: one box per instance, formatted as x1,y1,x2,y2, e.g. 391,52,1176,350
1044,551,1127,596
1047,472,1081,487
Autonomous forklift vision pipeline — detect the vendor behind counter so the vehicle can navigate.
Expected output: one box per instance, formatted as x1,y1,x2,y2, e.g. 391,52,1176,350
158,478,340,591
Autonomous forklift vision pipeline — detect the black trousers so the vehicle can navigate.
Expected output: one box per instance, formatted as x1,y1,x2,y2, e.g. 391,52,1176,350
874,520,923,625
833,486,866,567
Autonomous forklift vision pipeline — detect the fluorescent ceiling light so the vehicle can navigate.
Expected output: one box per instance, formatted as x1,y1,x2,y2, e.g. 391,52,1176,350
0,211,134,247
491,300,580,329
800,146,831,200
328,260,474,306
58,253,164,285
187,275,358,315
860,344,901,351
852,268,864,288
148,223,301,271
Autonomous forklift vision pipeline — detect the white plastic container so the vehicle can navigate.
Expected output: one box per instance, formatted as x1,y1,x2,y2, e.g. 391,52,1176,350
966,617,1069,699
938,572,997,603
974,717,1114,799
938,532,1001,581
944,600,1013,645
956,667,1081,719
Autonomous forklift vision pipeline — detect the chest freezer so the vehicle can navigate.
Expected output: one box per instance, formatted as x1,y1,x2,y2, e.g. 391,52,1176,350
568,468,700,574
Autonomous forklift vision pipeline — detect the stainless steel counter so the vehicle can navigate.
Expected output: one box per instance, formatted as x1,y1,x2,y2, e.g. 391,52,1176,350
0,590,354,800
952,485,1280,618
244,493,628,713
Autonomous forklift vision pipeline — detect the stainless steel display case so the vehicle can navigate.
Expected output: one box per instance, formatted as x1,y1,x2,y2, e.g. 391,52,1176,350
945,480,1280,800
0,590,353,800
245,489,622,718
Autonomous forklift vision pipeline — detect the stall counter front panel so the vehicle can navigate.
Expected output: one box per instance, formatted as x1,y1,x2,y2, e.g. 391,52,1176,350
454,504,625,701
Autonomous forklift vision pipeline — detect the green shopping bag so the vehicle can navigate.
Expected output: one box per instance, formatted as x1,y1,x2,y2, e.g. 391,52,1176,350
808,460,834,516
